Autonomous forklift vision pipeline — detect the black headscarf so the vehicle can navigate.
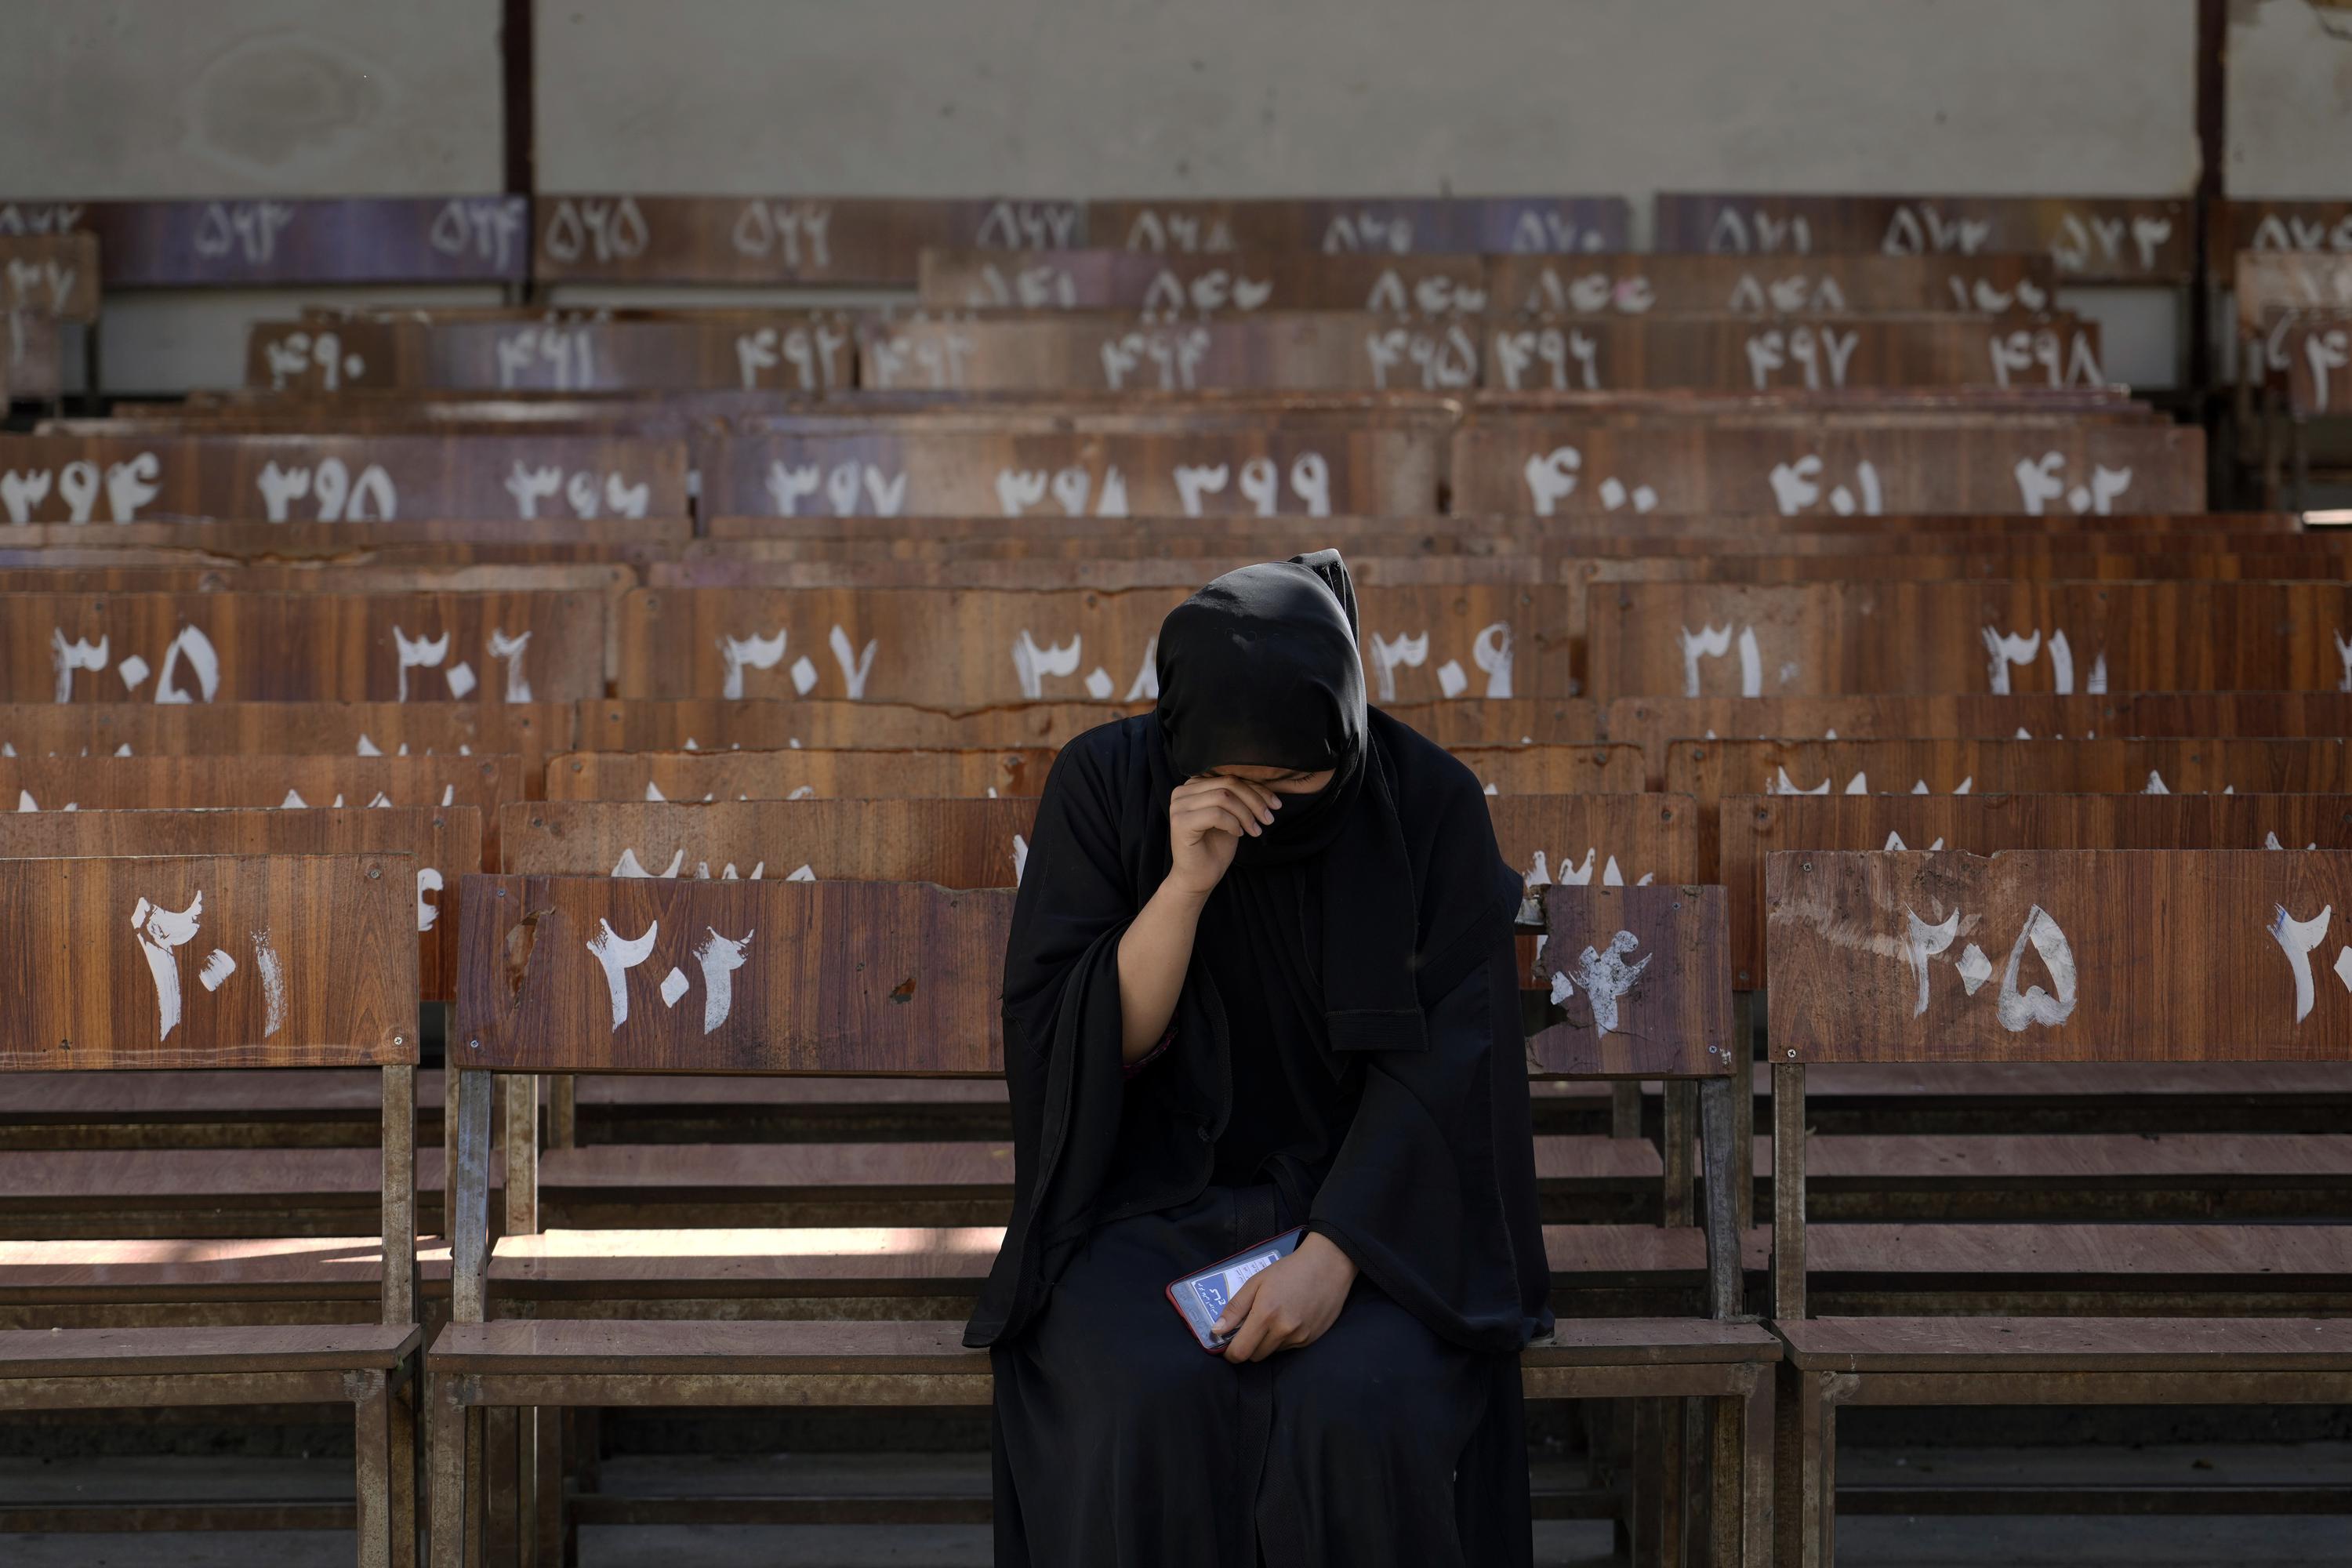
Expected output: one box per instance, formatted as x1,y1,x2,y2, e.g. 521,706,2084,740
968,550,1547,1360
1153,551,1425,1052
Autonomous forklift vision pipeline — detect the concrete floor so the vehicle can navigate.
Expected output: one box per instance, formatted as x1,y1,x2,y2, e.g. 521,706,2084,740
3,1443,2347,1566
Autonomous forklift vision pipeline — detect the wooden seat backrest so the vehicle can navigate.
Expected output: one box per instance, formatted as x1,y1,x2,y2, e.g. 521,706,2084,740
698,423,1446,518
0,808,476,1000
498,799,1036,887
1588,582,2352,699
543,748,1054,802
917,249,2057,318
1764,848,2352,1316
616,586,1560,706
1610,695,2352,775
1653,194,2194,285
0,851,418,1320
0,592,606,706
0,700,575,773
1666,738,2352,877
1723,795,2352,992
247,312,857,396
0,435,688,524
575,699,1124,753
0,233,102,322
1452,419,2204,515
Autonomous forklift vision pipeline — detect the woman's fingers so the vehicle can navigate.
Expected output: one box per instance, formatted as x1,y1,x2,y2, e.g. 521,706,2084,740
1172,775,1281,824
1208,1272,1261,1340
1173,800,1258,843
1173,779,1272,826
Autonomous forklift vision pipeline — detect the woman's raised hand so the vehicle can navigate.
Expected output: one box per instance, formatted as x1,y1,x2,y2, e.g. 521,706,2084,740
1165,775,1279,899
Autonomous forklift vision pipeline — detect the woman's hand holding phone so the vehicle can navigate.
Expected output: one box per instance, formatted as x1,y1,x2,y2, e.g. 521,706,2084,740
1209,1232,1357,1363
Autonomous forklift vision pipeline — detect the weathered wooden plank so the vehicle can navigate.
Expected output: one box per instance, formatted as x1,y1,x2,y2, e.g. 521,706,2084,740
454,876,1010,1074
644,553,1546,593
1385,699,1600,746
2234,252,2352,335
0,197,530,287
1486,252,2059,318
1526,884,1729,1078
1486,315,2103,394
1606,695,2352,765
0,564,630,601
4,312,61,402
1453,420,2205,516
1671,736,2350,811
530,196,1085,286
0,234,101,321
0,752,516,810
246,314,858,396
1091,198,1629,256
1588,583,2352,699
0,854,415,1071
918,249,1487,314
1577,546,2352,585
0,518,691,558
0,593,604,706
615,586,1561,706
1486,794,1704,898
2216,201,2352,283
857,313,1483,394
2271,310,2352,417
1669,737,2351,882
699,423,1444,517
542,750,1052,803
574,699,1123,753
0,701,572,770
1724,795,2352,990
1451,746,1649,795
1766,851,2352,1061
921,249,2060,319
0,436,688,524
1654,194,2194,284
497,799,1036,886
0,807,477,1003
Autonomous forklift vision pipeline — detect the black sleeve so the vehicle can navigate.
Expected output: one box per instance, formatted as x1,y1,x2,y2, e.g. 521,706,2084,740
1306,938,1552,1352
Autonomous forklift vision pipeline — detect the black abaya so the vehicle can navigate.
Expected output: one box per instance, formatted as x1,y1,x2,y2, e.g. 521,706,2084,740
967,557,1552,1568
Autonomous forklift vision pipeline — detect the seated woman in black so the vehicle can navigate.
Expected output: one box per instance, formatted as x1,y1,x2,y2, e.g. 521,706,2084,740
965,553,1552,1568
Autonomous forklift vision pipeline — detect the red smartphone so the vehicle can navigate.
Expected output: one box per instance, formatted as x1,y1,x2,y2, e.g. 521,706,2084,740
1164,1228,1305,1352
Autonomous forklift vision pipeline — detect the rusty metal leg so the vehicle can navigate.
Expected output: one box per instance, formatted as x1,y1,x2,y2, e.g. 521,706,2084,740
390,1367,420,1568
354,1370,394,1568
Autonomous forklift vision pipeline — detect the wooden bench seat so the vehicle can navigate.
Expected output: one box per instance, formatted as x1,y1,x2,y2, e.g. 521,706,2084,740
0,1147,493,1239
426,1312,1777,1385
533,1134,1663,1225
1777,1316,2352,1374
0,1321,420,1378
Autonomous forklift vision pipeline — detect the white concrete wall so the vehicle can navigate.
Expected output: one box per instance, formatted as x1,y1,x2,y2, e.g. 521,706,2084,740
2225,0,2352,198
0,0,502,198
537,0,2201,209
0,0,505,393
